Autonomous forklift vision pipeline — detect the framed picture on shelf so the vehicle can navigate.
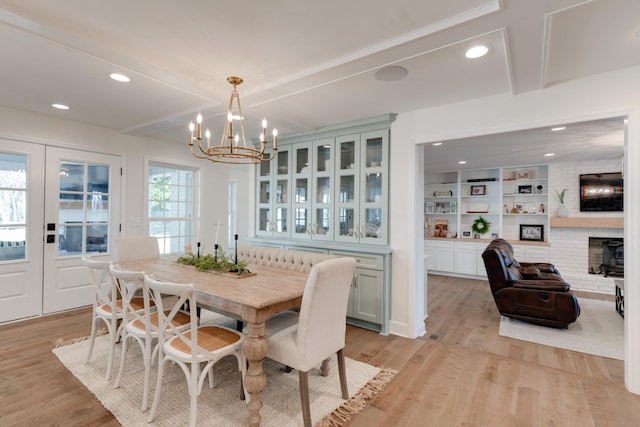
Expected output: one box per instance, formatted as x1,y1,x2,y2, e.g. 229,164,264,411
461,230,472,238
491,232,499,238
425,201,435,214
518,185,533,194
520,224,544,241
516,171,530,180
470,185,486,196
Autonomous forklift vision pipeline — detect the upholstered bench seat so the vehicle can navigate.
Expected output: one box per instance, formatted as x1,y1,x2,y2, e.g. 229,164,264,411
236,244,337,273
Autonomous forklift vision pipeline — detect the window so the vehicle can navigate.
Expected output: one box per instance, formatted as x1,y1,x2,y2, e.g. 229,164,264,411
148,162,198,255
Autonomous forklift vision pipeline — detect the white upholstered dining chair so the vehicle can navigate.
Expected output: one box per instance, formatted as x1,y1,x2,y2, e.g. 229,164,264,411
264,257,357,427
115,236,159,262
81,256,121,380
145,274,246,427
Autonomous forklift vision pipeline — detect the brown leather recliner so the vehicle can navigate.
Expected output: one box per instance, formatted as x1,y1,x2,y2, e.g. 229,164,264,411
482,238,580,329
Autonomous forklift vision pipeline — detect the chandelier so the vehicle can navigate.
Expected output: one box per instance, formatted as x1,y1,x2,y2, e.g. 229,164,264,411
188,76,278,164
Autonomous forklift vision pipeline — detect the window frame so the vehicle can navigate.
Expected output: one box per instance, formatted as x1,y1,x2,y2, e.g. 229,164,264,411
145,160,199,256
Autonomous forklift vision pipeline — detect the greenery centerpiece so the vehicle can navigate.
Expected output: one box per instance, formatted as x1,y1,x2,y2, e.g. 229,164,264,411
471,216,491,238
176,248,249,275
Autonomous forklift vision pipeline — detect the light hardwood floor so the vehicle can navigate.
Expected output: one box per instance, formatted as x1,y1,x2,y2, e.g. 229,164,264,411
1,274,639,426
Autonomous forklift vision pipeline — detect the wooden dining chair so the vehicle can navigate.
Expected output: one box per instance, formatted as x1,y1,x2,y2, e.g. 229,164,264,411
111,264,177,413
115,236,160,262
81,256,121,380
264,257,357,427
144,274,246,427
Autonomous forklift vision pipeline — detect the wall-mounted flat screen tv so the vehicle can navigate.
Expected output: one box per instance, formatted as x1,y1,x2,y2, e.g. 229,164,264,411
579,172,623,212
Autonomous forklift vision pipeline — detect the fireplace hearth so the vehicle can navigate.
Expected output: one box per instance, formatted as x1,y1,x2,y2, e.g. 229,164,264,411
588,237,624,277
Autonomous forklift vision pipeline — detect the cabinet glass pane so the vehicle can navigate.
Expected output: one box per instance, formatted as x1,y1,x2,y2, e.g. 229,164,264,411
316,176,330,203
365,208,382,238
295,178,308,203
277,151,288,175
365,172,383,202
259,156,270,177
259,181,270,204
338,207,355,237
365,137,383,167
316,208,331,235
275,208,287,232
317,144,331,172
339,140,355,170
258,208,270,232
296,148,309,173
339,175,355,203
276,180,288,204
295,208,307,233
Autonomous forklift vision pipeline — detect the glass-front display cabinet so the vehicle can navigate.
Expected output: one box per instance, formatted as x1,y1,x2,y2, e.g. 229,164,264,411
256,147,290,237
291,138,334,241
335,130,388,245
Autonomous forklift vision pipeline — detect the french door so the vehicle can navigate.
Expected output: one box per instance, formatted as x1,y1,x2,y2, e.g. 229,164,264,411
43,147,121,314
0,141,121,322
0,140,44,323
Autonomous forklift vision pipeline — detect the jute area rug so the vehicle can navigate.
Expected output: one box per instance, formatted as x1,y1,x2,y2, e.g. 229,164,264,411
498,298,623,360
53,313,396,427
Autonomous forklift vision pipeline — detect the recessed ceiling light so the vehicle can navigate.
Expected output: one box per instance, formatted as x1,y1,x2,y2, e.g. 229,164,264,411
109,73,130,83
465,45,489,59
458,161,467,164
374,66,407,82
551,126,566,131
432,142,442,146
544,153,555,157
52,103,69,110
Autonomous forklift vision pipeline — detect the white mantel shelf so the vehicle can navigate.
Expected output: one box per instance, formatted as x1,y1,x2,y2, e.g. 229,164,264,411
550,217,624,228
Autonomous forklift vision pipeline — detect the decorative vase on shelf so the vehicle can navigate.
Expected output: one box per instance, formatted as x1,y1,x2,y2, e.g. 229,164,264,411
557,204,569,218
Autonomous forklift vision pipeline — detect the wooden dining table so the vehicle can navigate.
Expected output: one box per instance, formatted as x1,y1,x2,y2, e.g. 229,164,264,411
117,256,309,427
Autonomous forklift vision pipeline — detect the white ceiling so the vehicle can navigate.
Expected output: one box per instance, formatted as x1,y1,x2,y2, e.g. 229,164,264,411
0,0,637,169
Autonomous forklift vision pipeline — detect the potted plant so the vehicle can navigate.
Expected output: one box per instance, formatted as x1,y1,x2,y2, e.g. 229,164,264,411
471,216,491,238
555,188,568,217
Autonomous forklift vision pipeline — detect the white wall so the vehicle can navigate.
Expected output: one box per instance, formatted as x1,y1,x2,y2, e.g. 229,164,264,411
0,106,248,255
388,65,640,393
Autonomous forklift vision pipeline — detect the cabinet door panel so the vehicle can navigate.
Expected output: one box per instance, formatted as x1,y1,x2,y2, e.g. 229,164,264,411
352,268,382,324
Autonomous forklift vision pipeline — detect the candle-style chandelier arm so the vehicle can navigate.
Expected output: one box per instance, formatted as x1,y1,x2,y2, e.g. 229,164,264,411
187,76,278,165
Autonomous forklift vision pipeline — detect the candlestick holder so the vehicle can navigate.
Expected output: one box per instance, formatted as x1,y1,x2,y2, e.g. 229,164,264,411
197,242,201,258
234,234,238,265
214,243,219,262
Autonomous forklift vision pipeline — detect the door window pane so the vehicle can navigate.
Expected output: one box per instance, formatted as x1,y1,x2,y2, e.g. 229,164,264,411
0,152,26,261
58,160,111,256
